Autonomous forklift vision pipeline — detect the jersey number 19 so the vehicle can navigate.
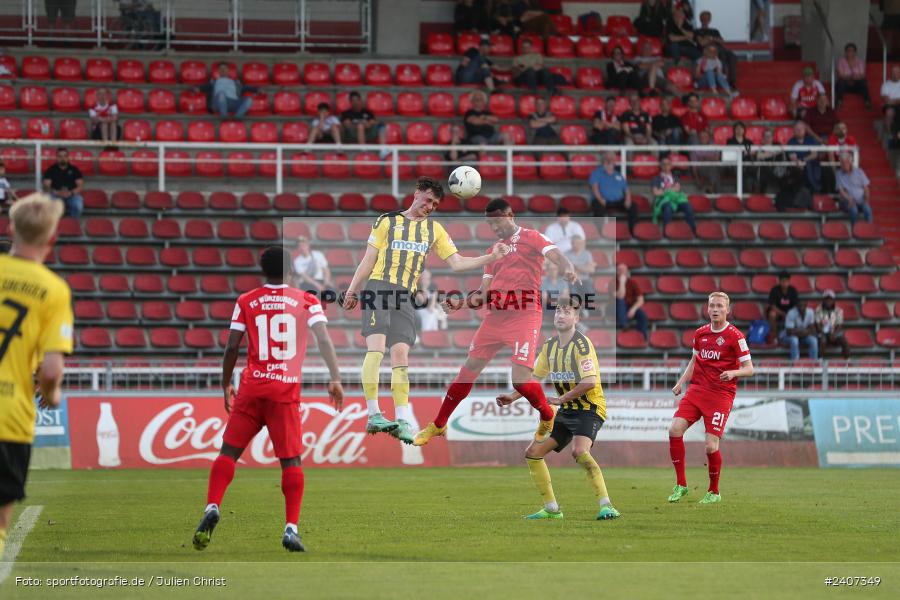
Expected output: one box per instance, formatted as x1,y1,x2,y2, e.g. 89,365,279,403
254,313,297,361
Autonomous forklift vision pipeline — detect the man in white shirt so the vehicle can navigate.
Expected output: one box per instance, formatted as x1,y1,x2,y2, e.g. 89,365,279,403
881,64,900,133
292,235,333,293
89,88,119,144
542,207,585,255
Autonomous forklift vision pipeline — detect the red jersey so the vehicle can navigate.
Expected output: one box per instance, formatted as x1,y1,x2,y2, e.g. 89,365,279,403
791,80,825,108
826,133,857,148
690,321,751,396
680,110,708,134
483,226,556,313
229,284,327,402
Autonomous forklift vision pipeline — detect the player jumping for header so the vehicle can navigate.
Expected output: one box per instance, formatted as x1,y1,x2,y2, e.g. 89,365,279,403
342,177,508,444
415,198,579,446
192,247,343,553
667,291,754,505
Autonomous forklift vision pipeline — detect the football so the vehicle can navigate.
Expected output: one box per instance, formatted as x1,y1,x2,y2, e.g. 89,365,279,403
448,165,482,200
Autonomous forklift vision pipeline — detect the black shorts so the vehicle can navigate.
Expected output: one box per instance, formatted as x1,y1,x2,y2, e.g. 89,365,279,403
360,280,417,347
550,409,604,452
0,441,32,505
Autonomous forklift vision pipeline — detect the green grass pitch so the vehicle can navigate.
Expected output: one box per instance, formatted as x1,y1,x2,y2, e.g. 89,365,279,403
3,467,899,599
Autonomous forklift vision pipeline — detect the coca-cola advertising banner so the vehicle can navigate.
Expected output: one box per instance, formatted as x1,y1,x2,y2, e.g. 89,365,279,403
68,396,449,469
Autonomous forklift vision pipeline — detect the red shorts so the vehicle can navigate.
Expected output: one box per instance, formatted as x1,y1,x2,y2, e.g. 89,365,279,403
222,393,302,459
674,387,734,438
468,311,542,368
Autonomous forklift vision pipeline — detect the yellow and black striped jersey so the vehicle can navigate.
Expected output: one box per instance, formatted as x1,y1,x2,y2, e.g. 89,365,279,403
533,330,606,419
367,212,457,292
0,254,74,443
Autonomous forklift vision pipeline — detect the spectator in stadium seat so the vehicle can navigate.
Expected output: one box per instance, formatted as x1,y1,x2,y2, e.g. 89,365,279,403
565,236,598,315
666,8,701,64
826,122,857,162
605,46,643,93
835,43,871,109
815,289,850,359
89,88,120,146
0,161,18,213
755,128,787,195
455,37,495,92
804,93,838,143
651,156,696,235
786,120,822,193
621,94,653,145
881,64,900,134
42,148,83,218
694,44,734,97
544,207,586,255
766,271,798,344
454,0,489,32
689,129,722,193
450,91,511,161
198,64,256,119
633,0,668,38
782,298,818,362
589,152,638,235
341,92,388,155
615,263,648,341
680,93,708,144
634,39,673,95
513,38,559,95
414,269,446,333
790,67,825,120
528,96,560,145
726,121,756,192
835,153,872,225
589,96,622,145
541,260,570,314
652,96,684,145
694,10,738,87
309,102,342,144
292,235,333,293
490,0,518,36
512,0,559,39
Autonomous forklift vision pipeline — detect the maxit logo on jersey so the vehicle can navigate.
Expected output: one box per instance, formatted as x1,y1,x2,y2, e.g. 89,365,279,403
390,240,430,253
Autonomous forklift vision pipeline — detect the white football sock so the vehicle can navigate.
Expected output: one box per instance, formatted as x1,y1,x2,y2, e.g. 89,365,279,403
205,503,218,513
544,501,560,513
366,400,381,416
285,523,298,535
395,405,410,422
599,497,610,507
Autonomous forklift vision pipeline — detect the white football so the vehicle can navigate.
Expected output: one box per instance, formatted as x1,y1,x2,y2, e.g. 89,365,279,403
448,166,482,200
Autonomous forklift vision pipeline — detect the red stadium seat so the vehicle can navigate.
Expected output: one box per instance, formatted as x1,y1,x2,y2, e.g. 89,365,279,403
178,90,207,114
0,116,22,138
21,56,50,79
730,97,758,119
804,249,834,268
273,62,300,85
160,247,189,267
666,66,693,90
425,64,454,86
148,59,177,84
122,119,152,142
560,124,587,145
97,150,126,176
179,60,208,84
759,222,788,241
761,97,788,120
844,329,874,349
547,36,575,58
186,120,216,143
732,302,762,322
75,300,103,321
81,328,112,349
126,247,155,266
645,249,674,268
270,91,300,116
550,94,577,119
53,57,81,80
488,93,516,118
364,63,391,85
712,125,733,145
219,121,247,143
397,91,425,117
880,272,900,293
241,61,269,85
111,190,141,210
395,63,423,86
853,222,881,241
304,62,332,85
0,56,15,79
617,330,646,349
426,33,454,56
49,87,80,112
538,153,567,180
147,89,176,114
631,154,659,179
0,85,15,110
822,222,850,241
196,150,226,178
575,67,604,90
489,34,514,56
789,222,819,241
772,249,801,268
365,90,393,116
575,36,604,58
149,328,181,349
25,117,52,139
527,195,557,213
303,91,332,115
650,330,679,350
634,223,662,242
117,59,145,83
865,249,893,268
116,88,145,113
688,274,716,294
727,222,756,241
739,249,768,269
606,35,634,57
670,302,700,322
93,246,124,266
701,97,727,119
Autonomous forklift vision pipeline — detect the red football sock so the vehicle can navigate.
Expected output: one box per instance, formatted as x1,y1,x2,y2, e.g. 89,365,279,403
281,466,305,525
669,436,687,487
434,367,478,427
206,454,236,506
513,381,554,422
707,450,722,494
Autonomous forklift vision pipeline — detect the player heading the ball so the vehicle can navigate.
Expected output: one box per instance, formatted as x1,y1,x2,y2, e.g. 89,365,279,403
667,291,754,505
341,176,509,444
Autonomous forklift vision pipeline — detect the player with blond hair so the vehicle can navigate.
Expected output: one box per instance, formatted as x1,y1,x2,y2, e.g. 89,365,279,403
0,193,72,556
667,291,754,504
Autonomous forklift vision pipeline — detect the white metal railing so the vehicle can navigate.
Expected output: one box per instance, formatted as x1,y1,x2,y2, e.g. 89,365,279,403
0,0,370,51
1,139,859,198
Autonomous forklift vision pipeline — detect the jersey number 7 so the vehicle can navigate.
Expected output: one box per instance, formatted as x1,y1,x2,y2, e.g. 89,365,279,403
0,298,29,364
254,313,297,361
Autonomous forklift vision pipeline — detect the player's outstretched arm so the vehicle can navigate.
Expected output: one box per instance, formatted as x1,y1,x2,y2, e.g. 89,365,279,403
343,245,379,309
546,248,580,285
720,358,754,382
313,322,344,410
37,352,65,409
221,329,243,413
672,355,696,396
443,243,510,272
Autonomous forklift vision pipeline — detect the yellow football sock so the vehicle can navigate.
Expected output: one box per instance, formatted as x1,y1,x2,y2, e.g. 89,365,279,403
526,457,557,508
576,452,610,503
391,366,409,407
0,527,6,557
362,351,384,413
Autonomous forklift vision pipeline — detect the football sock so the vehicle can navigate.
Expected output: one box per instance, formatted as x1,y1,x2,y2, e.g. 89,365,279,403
391,366,410,414
395,404,411,422
0,527,6,557
434,366,478,428
513,381,555,422
707,450,722,494
281,466,305,526
206,454,236,506
285,523,298,535
669,435,687,487
362,351,384,416
204,503,218,513
576,452,610,504
526,457,558,512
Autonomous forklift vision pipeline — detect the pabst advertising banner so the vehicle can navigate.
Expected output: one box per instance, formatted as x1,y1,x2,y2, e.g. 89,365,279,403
68,396,449,469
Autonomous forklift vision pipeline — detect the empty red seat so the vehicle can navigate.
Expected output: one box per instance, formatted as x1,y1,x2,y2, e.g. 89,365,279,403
352,153,382,179
427,92,455,117
187,120,216,143
363,63,391,85
303,91,332,115
117,59,145,82
844,329,874,349
645,249,673,269
305,193,335,212
81,328,112,349
219,121,247,143
25,117,53,139
272,62,300,85
238,61,269,85
815,274,845,294
269,91,300,116
122,119,152,142
804,249,834,268
657,275,686,295
789,221,818,241
426,32,454,55
177,90,206,114
546,35,575,58
57,118,85,140
745,195,773,212
880,272,900,293
617,330,647,349
631,154,659,179
49,87,80,112
21,56,50,79
74,300,103,321
425,64,453,87
732,302,763,322
575,67,604,90
560,124,587,145
739,249,768,268
304,62,331,85
93,246,124,266
390,63,423,86
688,274,716,294
727,222,756,241
146,59,176,84
701,97,727,119
148,328,181,349
721,274,750,294
853,222,880,241
761,96,788,120
180,60,208,84
144,89,175,114
116,88,144,113
321,152,350,179
772,249,801,268
316,222,345,241
575,36,603,58
666,66,693,90
538,153,567,180
365,91,393,116
822,222,850,241
730,96,758,119
759,222,788,241
53,57,81,80
669,302,700,322
488,93,515,118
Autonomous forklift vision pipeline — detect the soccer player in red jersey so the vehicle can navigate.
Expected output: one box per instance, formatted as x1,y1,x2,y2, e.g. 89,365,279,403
192,247,343,553
667,292,754,504
414,198,579,446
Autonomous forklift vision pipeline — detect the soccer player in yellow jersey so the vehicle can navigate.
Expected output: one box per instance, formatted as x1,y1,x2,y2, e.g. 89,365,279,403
497,298,620,521
342,177,508,443
0,193,73,556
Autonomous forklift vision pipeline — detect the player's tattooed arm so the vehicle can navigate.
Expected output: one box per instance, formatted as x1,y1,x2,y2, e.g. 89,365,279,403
313,322,344,410
720,358,754,381
672,355,696,396
221,329,244,413
545,247,580,285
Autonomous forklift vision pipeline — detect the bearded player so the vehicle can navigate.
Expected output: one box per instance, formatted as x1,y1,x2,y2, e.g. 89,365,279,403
192,247,343,553
342,177,508,444
415,198,579,446
667,291,754,505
